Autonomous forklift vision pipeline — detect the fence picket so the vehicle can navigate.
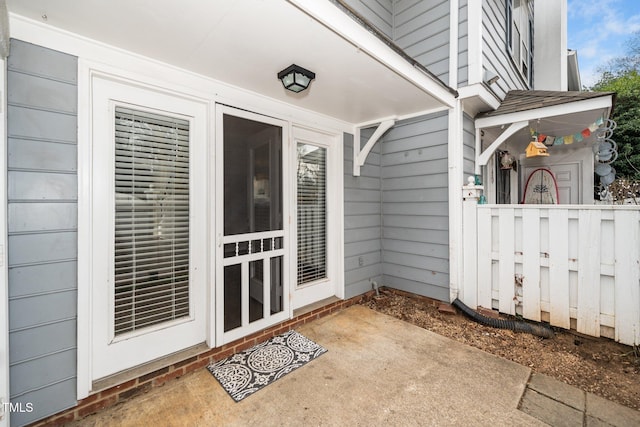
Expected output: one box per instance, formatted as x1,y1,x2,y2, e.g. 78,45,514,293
477,207,492,309
522,209,541,321
498,208,515,315
549,209,570,329
577,209,601,337
614,210,640,345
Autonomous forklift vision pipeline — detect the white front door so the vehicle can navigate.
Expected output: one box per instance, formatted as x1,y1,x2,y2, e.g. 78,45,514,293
215,106,290,346
291,127,343,309
89,77,208,380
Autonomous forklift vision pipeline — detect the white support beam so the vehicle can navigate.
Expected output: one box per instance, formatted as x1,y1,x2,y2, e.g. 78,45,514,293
477,121,529,167
353,119,395,176
475,96,612,129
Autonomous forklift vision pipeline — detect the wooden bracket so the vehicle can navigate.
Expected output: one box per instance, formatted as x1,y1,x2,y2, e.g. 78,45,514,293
353,119,395,176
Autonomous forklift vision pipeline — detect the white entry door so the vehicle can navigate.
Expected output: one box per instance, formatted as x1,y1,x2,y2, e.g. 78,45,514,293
89,77,208,380
215,106,290,346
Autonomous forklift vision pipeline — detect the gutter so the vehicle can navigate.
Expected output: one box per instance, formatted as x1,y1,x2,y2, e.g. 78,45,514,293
288,0,458,108
330,0,457,98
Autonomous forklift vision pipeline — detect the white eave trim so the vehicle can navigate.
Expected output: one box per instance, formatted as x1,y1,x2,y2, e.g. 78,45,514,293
288,0,457,109
457,83,502,114
475,95,613,129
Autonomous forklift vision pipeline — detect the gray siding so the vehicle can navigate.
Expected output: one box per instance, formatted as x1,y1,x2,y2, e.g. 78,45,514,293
381,112,450,301
463,113,475,178
7,39,78,426
340,0,394,38
344,132,383,298
394,0,450,83
482,0,529,98
458,0,469,86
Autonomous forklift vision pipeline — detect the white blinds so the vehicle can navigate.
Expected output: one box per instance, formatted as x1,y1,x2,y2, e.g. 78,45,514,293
297,144,327,285
114,106,190,336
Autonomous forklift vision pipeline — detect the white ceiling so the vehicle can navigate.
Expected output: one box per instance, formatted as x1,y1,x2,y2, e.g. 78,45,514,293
7,0,450,124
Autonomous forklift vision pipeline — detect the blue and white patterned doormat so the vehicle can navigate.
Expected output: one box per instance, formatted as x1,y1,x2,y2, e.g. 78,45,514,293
207,330,328,402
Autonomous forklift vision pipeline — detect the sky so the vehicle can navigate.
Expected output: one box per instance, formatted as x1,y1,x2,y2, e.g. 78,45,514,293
567,0,640,88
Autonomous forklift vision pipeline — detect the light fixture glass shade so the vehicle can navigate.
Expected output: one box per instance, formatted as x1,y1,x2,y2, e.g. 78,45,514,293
278,64,315,93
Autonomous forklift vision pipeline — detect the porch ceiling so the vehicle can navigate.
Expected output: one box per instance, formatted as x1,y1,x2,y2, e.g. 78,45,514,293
6,0,454,125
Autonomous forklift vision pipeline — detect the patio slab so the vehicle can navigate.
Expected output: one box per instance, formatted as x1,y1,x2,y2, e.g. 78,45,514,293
70,305,549,426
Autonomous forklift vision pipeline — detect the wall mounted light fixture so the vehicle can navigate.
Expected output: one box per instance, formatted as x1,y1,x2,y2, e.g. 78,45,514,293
278,64,315,93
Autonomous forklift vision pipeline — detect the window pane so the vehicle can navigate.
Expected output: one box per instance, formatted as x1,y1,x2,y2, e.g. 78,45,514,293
297,143,327,285
114,107,190,336
224,264,241,332
223,114,283,235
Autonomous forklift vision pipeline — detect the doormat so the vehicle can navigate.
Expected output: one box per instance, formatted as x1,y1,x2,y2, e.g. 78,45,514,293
207,330,327,402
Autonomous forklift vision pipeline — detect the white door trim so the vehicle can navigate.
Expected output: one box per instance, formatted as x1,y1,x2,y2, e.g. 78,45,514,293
291,126,344,309
0,57,10,427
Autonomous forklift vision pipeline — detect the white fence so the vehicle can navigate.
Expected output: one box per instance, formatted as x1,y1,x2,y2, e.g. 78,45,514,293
462,194,640,346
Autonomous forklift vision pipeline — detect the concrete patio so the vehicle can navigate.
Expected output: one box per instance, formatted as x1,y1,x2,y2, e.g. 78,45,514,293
69,305,639,426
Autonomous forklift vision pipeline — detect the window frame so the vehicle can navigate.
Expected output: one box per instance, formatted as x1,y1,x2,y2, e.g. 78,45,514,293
296,142,328,286
506,0,534,86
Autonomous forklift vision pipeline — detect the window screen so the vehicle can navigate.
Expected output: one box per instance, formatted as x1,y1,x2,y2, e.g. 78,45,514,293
114,106,190,335
297,143,327,285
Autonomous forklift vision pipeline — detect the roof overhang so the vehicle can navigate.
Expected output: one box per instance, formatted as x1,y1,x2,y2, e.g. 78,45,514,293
474,91,615,171
6,0,456,125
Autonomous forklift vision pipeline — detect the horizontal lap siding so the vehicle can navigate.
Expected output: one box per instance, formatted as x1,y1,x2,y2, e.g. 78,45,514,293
394,0,450,83
482,0,529,97
344,133,383,298
7,39,78,426
458,0,469,86
381,112,449,302
463,113,475,178
340,0,393,38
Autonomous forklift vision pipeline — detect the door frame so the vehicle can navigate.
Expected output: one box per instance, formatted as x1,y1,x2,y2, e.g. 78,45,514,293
78,70,209,392
214,104,291,346
0,57,10,427
291,126,344,309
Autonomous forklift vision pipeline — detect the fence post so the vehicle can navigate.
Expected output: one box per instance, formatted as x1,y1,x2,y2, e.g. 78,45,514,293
461,176,483,308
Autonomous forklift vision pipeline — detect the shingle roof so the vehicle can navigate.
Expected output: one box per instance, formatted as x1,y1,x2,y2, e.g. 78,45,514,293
478,90,615,118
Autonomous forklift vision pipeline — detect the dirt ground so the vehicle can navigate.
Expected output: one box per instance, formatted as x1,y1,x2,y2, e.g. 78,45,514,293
363,289,640,410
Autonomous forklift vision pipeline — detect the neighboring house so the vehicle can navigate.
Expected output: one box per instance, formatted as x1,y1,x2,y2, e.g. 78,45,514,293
0,1,634,426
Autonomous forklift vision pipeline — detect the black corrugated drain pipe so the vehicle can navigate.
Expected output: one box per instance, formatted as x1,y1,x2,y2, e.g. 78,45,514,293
452,298,554,339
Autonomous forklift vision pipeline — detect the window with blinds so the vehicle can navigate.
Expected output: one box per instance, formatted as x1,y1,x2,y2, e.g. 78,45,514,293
297,143,327,285
114,106,190,336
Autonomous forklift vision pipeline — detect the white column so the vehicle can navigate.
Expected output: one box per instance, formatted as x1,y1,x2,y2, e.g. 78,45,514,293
461,177,483,308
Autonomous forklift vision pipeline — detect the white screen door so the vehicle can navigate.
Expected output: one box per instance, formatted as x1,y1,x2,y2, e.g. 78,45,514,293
90,77,207,380
215,106,290,345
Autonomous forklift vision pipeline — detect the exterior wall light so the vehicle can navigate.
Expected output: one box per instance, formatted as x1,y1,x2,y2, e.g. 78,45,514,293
277,64,315,93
